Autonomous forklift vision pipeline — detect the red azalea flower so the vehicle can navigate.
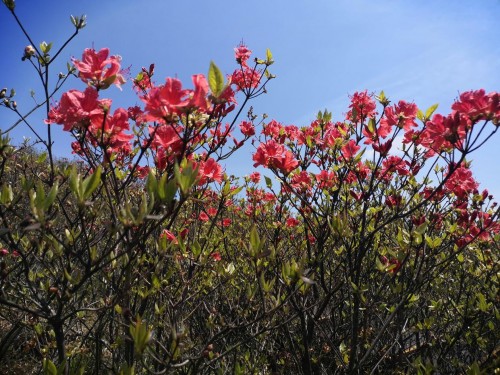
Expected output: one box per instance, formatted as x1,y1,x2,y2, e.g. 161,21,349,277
315,170,337,189
286,217,300,228
253,140,298,174
161,229,178,244
341,139,360,159
142,77,190,121
231,67,260,91
72,48,126,90
234,44,252,66
189,74,210,112
239,120,255,136
210,252,222,261
346,90,377,122
445,166,478,199
197,158,223,185
199,212,209,222
249,172,260,184
46,87,110,131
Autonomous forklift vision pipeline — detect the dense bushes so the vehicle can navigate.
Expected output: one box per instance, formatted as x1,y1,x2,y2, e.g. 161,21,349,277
1,2,499,374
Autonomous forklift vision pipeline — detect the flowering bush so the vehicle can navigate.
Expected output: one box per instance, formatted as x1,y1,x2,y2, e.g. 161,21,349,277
0,2,499,374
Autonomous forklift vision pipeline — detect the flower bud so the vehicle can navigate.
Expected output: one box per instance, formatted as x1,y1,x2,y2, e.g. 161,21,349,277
3,0,15,11
23,45,36,59
0,88,6,98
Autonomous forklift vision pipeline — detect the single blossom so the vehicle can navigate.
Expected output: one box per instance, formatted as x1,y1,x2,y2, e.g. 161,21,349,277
199,212,210,222
234,44,252,66
142,77,190,121
452,89,500,122
346,90,377,122
231,67,260,91
189,74,210,112
197,158,224,185
445,166,478,199
161,229,178,244
72,48,126,90
46,87,110,132
239,120,255,136
249,171,260,184
252,139,298,174
286,217,300,227
210,252,222,261
341,139,360,159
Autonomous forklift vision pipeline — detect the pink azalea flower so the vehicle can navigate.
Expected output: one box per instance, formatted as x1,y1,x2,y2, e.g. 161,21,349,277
341,139,360,159
286,217,300,228
231,67,260,91
189,74,210,112
197,158,223,185
72,48,126,90
210,252,222,261
46,87,110,131
161,229,178,244
199,212,210,222
142,78,189,121
445,166,478,199
249,172,260,183
239,121,255,136
346,91,377,122
234,43,252,66
252,140,298,174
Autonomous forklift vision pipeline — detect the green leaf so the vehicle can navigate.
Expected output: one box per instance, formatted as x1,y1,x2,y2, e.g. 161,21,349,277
264,176,273,189
477,293,489,312
39,41,52,54
174,161,198,197
249,226,261,254
69,166,83,201
425,104,439,119
375,256,386,272
0,184,13,205
367,118,376,134
208,61,224,97
266,48,274,65
82,166,102,200
146,170,158,197
45,182,59,210
43,358,57,375
414,222,428,235
417,109,424,122
129,317,151,356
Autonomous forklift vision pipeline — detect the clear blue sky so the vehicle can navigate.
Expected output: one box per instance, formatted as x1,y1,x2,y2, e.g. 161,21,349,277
2,0,500,196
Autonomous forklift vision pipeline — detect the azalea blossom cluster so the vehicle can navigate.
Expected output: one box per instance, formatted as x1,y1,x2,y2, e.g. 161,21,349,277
251,89,500,257
46,45,271,183
44,44,500,267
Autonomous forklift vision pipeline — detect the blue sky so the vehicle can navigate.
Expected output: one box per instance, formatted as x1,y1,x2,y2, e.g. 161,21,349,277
2,0,500,196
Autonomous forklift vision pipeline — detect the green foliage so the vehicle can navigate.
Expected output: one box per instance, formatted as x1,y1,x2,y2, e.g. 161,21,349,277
1,5,499,374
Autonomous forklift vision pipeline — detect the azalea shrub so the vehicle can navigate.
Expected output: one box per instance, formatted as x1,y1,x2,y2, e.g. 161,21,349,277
1,2,499,374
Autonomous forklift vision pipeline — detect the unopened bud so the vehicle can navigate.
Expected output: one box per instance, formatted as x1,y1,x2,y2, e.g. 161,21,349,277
23,45,36,59
12,101,17,109
0,88,6,98
3,0,15,11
